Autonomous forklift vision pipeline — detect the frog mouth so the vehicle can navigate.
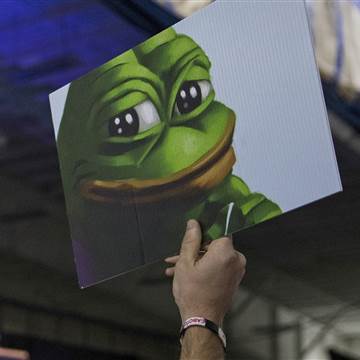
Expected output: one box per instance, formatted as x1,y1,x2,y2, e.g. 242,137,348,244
80,114,236,205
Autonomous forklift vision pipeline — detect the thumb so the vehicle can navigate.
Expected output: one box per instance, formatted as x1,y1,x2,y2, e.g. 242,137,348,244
179,219,202,263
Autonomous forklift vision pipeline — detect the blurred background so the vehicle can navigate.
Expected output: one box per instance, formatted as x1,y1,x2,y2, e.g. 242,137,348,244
0,0,359,359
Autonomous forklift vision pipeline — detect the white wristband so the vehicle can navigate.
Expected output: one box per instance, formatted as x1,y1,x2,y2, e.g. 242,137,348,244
180,317,227,350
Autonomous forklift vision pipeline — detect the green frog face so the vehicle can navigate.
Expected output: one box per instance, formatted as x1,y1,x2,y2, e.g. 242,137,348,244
58,28,236,205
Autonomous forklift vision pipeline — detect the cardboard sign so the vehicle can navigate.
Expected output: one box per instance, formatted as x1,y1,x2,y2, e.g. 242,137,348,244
49,1,342,287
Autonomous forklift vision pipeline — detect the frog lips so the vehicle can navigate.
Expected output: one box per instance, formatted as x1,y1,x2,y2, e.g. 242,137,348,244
80,114,236,204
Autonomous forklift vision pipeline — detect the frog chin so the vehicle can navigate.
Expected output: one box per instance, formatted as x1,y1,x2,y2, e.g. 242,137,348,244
80,113,236,205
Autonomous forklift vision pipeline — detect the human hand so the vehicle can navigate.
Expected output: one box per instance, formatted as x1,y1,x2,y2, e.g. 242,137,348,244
165,219,246,325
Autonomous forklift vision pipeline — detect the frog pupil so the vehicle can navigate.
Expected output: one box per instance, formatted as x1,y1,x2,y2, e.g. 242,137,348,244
109,109,139,137
176,81,202,114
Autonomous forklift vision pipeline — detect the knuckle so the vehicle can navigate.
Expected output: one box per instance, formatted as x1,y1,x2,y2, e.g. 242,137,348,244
218,236,232,244
237,252,247,268
220,250,238,265
229,251,240,264
212,237,230,249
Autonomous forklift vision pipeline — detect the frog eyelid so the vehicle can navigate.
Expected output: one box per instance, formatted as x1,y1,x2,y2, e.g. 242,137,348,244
170,47,210,80
91,80,163,131
90,63,165,100
105,122,164,144
88,63,165,131
167,56,211,121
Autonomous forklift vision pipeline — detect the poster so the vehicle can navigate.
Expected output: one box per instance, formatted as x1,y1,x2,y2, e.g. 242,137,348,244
49,1,342,288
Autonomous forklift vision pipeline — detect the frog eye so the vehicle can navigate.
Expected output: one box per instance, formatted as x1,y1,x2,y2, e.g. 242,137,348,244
175,80,212,115
108,99,160,137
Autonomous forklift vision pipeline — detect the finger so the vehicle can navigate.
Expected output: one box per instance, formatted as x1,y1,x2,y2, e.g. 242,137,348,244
208,235,234,251
164,255,180,264
179,219,202,262
165,267,175,277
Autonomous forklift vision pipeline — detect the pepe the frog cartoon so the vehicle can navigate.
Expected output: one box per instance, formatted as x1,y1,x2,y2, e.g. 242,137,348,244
57,28,281,285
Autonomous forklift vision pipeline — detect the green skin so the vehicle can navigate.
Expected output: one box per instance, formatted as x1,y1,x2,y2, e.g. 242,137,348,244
58,28,281,283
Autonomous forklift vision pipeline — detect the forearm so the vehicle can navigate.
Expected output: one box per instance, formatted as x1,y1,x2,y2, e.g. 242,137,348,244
180,327,224,360
168,220,246,360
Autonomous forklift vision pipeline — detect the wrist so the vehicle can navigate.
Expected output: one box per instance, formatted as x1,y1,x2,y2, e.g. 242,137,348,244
180,326,225,360
180,309,224,326
180,317,227,352
182,325,219,343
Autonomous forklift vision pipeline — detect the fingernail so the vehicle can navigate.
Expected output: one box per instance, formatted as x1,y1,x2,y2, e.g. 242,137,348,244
187,219,197,229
